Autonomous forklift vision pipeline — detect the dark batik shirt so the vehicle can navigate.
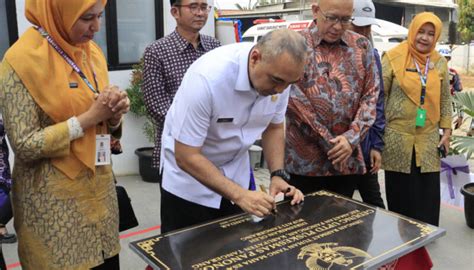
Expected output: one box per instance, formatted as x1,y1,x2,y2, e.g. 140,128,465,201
0,119,11,191
142,30,220,168
285,25,379,176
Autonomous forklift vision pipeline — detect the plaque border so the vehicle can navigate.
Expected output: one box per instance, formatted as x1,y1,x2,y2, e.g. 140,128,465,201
310,191,445,269
130,190,446,270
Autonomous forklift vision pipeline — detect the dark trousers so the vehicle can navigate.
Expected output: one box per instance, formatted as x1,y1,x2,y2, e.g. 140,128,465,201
0,188,12,270
289,174,357,197
355,171,385,208
0,188,12,225
91,254,120,270
160,187,242,234
385,156,440,226
0,245,5,270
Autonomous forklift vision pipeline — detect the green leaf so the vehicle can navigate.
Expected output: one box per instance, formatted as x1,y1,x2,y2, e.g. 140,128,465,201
125,57,155,143
454,91,474,118
458,0,474,42
451,135,474,159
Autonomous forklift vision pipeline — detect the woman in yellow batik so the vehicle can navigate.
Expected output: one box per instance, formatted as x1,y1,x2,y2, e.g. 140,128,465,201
381,12,451,226
0,0,129,269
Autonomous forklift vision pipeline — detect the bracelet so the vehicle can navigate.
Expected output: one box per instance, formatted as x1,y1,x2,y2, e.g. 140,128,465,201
67,117,84,140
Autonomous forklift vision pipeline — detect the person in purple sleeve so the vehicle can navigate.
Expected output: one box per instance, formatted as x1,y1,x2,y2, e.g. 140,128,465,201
0,118,16,270
0,119,15,243
347,0,385,208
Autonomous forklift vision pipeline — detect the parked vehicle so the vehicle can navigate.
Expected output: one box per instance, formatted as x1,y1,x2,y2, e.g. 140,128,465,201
371,19,408,53
241,19,408,54
241,20,312,43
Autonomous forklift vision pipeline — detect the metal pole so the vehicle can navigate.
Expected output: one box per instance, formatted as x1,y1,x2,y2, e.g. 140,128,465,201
300,0,304,20
467,43,470,74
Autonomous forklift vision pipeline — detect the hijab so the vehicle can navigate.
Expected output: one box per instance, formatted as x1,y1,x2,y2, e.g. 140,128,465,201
5,0,108,179
385,12,443,124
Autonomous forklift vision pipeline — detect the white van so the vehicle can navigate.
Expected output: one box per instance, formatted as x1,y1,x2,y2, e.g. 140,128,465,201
371,19,408,53
241,19,408,54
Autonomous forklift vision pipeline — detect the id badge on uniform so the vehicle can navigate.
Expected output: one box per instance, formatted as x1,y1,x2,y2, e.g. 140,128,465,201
96,134,111,166
416,107,427,127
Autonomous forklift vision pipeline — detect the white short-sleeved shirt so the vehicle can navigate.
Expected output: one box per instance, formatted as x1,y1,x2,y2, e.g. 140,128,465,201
160,42,290,209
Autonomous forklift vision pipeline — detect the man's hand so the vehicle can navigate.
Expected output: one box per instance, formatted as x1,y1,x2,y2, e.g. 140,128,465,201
269,177,304,205
454,116,463,129
234,190,275,217
328,135,353,166
369,149,382,174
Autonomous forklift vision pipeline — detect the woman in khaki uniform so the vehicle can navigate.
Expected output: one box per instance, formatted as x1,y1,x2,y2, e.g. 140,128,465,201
381,12,451,226
0,0,129,269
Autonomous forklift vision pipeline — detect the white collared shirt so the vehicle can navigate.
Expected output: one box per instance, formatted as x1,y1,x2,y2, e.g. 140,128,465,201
160,42,290,209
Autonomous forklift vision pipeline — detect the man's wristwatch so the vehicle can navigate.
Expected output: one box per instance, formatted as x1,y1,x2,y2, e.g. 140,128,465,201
270,169,290,182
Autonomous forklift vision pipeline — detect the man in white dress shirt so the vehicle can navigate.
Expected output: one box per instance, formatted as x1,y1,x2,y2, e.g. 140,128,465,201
160,29,308,233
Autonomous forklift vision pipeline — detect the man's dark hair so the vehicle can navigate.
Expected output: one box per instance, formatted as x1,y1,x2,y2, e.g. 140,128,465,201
170,0,182,6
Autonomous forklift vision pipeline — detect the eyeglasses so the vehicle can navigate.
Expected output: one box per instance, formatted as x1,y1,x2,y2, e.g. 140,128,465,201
175,3,212,14
319,8,354,26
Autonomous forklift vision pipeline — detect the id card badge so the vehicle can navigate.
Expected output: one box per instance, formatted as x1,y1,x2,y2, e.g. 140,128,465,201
96,134,111,166
416,108,427,127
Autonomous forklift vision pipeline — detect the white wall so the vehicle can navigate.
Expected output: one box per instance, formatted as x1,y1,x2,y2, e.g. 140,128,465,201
108,71,153,176
9,0,215,176
15,0,27,36
450,44,474,74
163,0,216,36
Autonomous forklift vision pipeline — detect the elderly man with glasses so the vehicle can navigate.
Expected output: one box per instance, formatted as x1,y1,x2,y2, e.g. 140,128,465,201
142,0,220,177
284,0,379,197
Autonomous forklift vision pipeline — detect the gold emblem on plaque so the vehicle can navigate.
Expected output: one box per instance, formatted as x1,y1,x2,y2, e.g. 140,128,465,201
298,243,371,270
271,95,278,102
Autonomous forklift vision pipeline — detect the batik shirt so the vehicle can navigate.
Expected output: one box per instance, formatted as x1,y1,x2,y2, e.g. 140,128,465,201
0,62,120,269
381,55,451,173
285,25,379,176
142,30,220,168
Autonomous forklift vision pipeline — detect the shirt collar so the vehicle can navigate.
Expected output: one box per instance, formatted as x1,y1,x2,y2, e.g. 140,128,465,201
171,29,206,52
234,43,255,92
309,22,350,48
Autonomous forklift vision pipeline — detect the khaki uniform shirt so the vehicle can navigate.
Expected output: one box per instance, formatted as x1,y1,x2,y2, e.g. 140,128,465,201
381,55,451,173
0,62,120,270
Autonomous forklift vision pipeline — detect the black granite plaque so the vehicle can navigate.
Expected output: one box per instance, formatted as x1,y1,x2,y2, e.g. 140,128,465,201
130,191,445,269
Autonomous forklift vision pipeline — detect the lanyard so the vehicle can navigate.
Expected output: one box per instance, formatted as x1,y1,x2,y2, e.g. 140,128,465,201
35,27,99,94
413,57,430,105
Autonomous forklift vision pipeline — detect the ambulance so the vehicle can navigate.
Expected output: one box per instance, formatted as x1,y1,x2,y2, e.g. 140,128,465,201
241,19,408,54
241,20,313,43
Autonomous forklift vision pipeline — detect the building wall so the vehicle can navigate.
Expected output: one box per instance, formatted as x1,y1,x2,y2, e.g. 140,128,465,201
450,44,474,74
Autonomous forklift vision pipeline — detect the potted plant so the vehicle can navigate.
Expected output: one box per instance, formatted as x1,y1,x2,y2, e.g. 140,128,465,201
126,59,161,183
451,91,474,157
451,91,474,228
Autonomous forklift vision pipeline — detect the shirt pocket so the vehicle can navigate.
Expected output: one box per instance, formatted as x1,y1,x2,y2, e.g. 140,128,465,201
246,101,279,129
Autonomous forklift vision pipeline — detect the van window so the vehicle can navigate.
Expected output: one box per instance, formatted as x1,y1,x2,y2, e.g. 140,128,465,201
241,37,254,42
389,37,405,43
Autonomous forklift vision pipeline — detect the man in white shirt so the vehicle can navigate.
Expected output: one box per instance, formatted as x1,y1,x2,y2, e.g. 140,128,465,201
160,29,307,233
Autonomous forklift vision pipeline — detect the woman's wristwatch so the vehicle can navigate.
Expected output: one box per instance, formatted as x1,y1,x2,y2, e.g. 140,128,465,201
270,169,290,182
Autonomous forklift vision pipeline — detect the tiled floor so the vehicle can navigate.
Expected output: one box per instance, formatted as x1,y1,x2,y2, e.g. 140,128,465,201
2,170,473,269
